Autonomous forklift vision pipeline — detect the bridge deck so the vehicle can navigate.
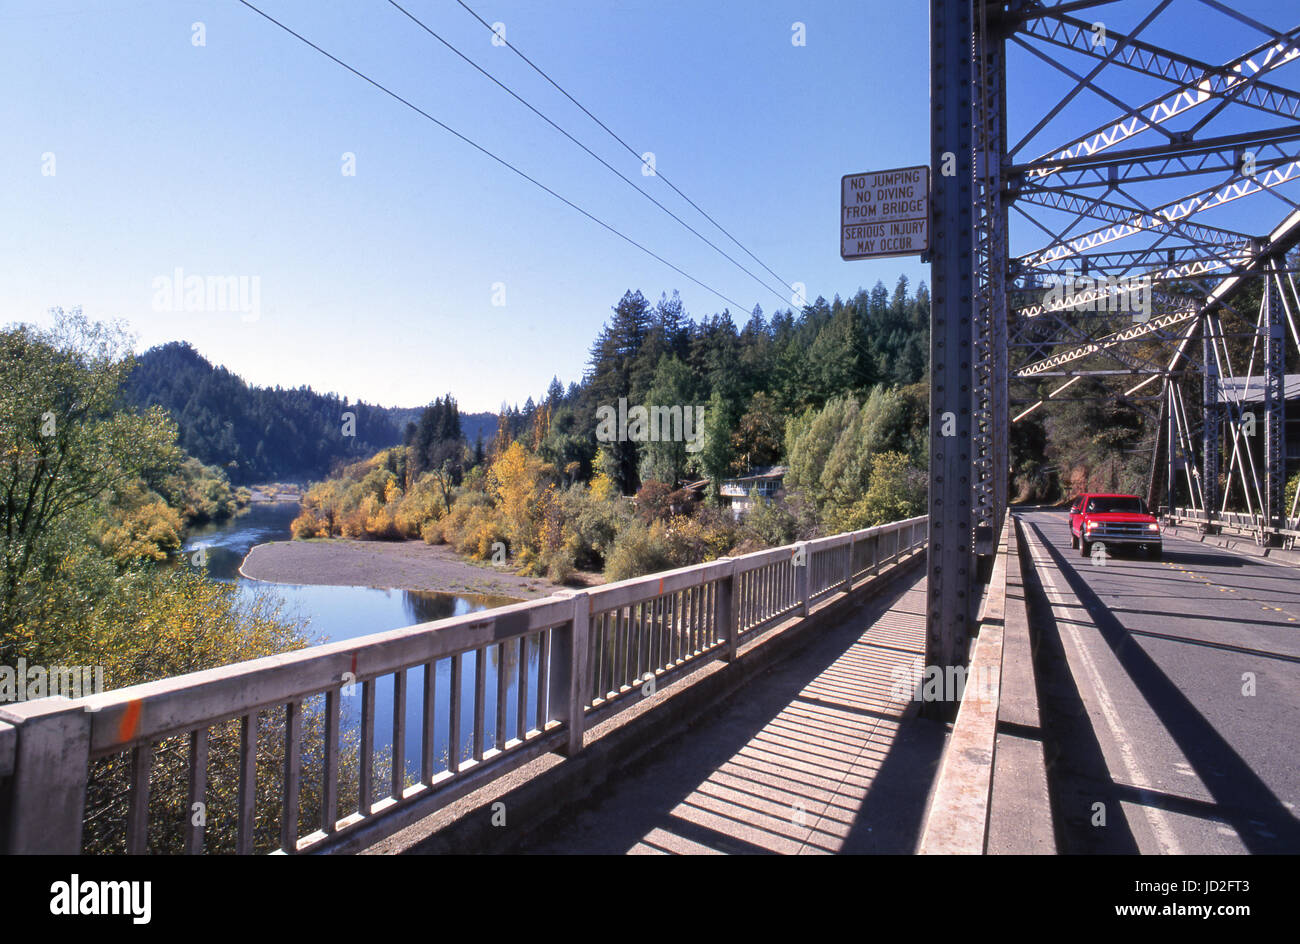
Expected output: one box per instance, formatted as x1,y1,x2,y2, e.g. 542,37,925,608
513,572,943,854
1019,510,1300,854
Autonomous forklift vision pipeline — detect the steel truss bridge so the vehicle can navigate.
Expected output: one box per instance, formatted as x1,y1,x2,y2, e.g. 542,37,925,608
926,0,1300,705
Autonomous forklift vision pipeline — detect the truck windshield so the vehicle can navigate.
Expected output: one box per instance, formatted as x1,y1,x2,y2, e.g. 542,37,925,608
1087,497,1147,514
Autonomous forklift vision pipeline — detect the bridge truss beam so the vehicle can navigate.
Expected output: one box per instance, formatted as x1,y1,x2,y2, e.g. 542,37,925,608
930,0,1300,677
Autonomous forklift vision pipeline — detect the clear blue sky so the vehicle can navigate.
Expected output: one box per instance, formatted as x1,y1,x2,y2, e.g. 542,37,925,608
1,0,931,413
1,1,1289,413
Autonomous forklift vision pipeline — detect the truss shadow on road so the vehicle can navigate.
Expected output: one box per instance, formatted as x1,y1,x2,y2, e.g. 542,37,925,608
1157,549,1253,568
1028,522,1300,854
1021,522,1144,853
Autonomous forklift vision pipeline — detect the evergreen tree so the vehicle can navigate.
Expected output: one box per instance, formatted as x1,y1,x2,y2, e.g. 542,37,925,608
639,355,697,486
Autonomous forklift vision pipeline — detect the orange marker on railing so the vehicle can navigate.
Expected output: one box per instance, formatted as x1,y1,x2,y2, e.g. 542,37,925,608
118,698,143,744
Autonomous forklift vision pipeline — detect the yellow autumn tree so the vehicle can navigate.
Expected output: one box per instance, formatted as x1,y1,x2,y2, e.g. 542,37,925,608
589,470,617,502
487,442,557,569
100,498,185,563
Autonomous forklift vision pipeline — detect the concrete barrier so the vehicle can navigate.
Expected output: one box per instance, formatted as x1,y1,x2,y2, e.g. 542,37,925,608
918,513,1054,854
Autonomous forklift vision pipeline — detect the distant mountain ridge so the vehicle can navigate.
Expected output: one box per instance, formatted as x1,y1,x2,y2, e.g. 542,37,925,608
124,342,495,484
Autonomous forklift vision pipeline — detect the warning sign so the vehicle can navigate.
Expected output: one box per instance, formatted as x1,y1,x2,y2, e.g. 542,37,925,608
840,164,929,260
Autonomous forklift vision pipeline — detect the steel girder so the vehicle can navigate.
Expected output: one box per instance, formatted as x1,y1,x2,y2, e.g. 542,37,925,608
1020,243,1252,279
927,0,977,715
972,0,1011,555
1013,127,1300,191
1264,257,1286,538
1202,313,1221,526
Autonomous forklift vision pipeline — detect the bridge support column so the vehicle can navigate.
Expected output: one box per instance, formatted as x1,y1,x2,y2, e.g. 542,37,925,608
925,0,976,721
1167,380,1178,514
1264,257,1287,545
1202,316,1220,532
972,0,1009,555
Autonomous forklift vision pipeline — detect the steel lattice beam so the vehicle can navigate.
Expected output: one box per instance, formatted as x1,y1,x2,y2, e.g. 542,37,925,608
932,0,1299,668
972,0,1011,554
1023,28,1300,169
1016,307,1198,376
1020,11,1300,124
1013,127,1300,191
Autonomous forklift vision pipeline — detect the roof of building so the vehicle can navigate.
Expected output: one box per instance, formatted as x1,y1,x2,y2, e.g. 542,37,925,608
721,465,788,484
1216,374,1300,403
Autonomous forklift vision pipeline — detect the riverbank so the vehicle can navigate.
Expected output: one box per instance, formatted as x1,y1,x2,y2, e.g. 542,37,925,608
240,538,601,600
247,483,305,503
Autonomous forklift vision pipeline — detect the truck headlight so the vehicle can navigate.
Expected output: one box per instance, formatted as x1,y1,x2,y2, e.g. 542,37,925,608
1147,523,1160,532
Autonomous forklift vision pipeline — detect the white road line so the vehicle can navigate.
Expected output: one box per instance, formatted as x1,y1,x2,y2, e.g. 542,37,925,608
1022,522,1186,855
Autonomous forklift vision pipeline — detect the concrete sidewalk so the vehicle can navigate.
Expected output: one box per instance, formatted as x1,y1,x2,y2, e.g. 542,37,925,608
514,574,946,854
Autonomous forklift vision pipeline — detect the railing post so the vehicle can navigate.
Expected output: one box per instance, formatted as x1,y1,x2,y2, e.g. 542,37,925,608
0,696,92,854
0,721,14,780
549,591,590,757
842,536,854,590
717,559,739,661
796,543,811,617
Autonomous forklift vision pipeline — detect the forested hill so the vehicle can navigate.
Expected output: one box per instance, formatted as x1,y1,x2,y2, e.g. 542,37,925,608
389,406,498,453
126,275,930,488
124,342,407,484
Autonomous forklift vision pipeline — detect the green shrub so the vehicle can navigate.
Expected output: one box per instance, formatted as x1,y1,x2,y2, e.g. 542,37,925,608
603,521,675,582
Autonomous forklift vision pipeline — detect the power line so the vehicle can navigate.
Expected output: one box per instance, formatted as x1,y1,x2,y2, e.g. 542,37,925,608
454,0,796,295
234,0,758,314
386,0,795,310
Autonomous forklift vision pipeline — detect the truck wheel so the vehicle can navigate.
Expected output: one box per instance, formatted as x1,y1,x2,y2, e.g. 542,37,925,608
1071,533,1079,549
1080,539,1091,558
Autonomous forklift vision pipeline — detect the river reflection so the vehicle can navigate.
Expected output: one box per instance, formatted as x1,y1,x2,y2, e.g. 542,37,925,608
183,500,529,784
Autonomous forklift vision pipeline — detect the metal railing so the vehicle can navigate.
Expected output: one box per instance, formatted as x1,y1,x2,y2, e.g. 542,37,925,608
0,515,926,855
1168,506,1300,544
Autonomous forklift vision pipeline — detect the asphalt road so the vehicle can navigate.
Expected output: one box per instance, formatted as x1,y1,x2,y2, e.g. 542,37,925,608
1018,508,1300,854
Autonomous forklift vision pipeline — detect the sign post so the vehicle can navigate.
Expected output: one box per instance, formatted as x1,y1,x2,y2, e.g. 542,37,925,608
840,165,930,260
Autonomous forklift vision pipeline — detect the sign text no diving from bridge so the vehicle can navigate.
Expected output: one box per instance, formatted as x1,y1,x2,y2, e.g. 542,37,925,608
841,164,930,260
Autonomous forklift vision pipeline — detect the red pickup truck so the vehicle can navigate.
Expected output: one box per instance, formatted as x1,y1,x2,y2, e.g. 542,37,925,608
1068,493,1162,559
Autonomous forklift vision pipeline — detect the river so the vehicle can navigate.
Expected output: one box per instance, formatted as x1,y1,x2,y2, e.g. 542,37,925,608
182,501,536,791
